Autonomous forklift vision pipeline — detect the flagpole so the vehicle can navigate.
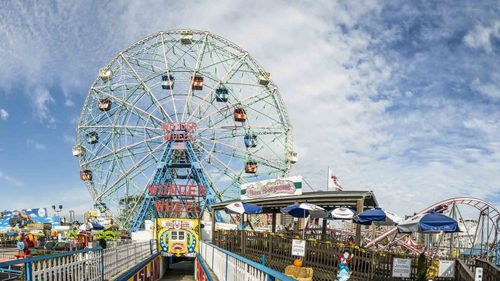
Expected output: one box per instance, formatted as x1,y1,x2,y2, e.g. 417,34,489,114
326,166,329,192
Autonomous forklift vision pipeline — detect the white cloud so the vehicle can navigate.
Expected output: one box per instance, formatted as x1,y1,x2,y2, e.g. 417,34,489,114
464,21,500,53
470,77,500,101
26,139,47,151
0,108,8,120
63,133,75,145
0,1,499,216
33,88,56,124
0,170,23,186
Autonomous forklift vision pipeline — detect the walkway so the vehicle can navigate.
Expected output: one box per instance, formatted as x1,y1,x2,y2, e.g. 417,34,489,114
161,261,195,281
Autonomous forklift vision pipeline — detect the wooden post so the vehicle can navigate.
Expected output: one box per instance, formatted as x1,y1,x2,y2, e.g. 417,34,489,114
271,212,277,233
355,198,364,245
321,218,327,240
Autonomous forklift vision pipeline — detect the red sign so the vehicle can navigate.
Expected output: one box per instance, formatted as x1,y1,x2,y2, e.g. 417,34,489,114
154,199,200,214
162,122,197,131
196,259,209,281
148,184,207,197
162,122,197,141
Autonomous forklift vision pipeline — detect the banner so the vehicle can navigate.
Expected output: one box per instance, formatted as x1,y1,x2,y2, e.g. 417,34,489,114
241,176,303,200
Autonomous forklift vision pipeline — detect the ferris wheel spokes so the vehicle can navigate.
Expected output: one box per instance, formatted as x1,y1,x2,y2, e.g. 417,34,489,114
119,54,173,123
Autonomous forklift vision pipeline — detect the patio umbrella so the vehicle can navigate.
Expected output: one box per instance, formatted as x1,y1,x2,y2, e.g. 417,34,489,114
330,207,355,220
397,212,460,233
353,208,386,225
281,203,327,218
225,202,263,214
281,203,327,239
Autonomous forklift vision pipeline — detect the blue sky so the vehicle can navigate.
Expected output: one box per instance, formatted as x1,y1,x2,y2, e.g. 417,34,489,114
0,0,499,217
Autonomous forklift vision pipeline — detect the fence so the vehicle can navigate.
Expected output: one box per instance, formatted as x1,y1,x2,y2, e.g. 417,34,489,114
199,240,296,281
454,260,474,281
214,230,497,281
473,259,499,281
0,240,156,281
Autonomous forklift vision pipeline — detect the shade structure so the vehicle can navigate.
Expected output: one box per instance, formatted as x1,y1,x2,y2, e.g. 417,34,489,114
281,203,327,218
330,207,355,220
353,208,386,225
224,202,263,215
397,212,460,233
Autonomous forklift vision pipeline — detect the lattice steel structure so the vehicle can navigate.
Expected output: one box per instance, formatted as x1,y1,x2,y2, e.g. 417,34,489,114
74,29,296,229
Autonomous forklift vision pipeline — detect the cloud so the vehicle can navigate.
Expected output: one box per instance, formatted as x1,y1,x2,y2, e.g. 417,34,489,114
33,88,56,124
0,108,8,120
0,1,499,216
464,21,500,53
63,133,75,145
26,139,47,151
0,170,23,186
470,77,500,101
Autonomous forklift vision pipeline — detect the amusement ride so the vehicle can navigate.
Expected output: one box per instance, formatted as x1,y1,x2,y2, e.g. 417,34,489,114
71,29,499,264
73,29,297,231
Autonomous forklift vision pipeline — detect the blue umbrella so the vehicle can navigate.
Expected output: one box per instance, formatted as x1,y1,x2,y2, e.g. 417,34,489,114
281,203,327,218
398,212,460,233
353,208,386,225
225,202,263,214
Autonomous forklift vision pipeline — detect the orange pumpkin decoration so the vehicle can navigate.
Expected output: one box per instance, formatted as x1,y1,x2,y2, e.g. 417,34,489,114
293,259,303,267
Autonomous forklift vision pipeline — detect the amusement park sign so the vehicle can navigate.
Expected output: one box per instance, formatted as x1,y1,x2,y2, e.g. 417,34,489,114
162,122,197,141
240,176,303,200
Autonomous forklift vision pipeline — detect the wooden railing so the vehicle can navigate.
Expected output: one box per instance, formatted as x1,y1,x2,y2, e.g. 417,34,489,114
214,230,417,281
474,259,500,281
214,230,489,281
454,259,474,281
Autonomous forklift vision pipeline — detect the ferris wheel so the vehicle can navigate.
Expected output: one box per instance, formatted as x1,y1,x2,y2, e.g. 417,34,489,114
73,29,297,227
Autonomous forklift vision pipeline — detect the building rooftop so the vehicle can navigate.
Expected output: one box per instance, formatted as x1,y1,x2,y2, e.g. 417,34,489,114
211,190,379,213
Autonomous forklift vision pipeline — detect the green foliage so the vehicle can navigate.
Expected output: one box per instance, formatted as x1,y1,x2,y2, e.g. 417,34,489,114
95,230,118,241
416,252,427,281
66,229,79,239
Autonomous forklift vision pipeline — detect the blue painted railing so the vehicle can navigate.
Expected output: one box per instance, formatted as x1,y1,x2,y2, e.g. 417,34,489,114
0,240,156,281
199,240,296,281
0,247,103,281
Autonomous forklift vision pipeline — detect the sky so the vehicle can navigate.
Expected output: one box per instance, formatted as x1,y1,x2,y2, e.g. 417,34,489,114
0,0,499,218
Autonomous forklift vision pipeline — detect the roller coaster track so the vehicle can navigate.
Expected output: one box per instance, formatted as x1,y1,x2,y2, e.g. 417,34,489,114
365,197,500,253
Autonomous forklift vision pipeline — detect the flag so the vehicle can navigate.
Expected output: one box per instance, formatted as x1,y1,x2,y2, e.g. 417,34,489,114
328,167,343,191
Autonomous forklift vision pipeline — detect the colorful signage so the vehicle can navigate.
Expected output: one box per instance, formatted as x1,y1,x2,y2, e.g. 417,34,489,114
195,258,209,281
156,218,200,257
148,184,207,197
154,200,200,214
0,208,61,231
162,122,197,141
240,176,303,200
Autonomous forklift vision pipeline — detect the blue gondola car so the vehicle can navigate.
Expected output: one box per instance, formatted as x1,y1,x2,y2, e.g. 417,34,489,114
87,132,99,144
162,75,174,90
244,133,257,148
215,87,229,102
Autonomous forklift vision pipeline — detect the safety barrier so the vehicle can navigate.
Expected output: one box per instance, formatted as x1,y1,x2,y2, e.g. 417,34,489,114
0,240,156,281
112,253,161,281
199,240,296,281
